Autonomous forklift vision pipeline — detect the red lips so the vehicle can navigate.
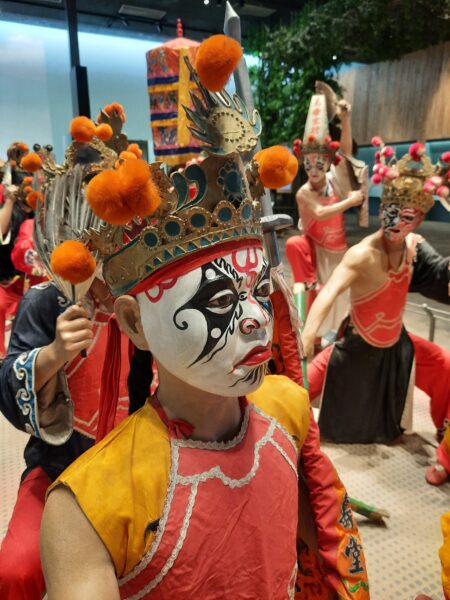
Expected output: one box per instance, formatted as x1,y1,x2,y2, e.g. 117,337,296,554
234,344,272,368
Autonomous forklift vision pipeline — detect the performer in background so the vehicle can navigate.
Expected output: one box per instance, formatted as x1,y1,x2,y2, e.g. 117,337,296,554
0,121,131,600
41,35,369,600
303,141,450,484
286,82,368,341
0,142,37,358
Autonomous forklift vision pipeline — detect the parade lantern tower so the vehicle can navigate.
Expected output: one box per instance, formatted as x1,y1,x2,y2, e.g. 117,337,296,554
146,19,201,166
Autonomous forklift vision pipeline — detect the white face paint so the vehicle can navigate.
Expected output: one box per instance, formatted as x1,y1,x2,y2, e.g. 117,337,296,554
304,153,330,185
137,247,273,397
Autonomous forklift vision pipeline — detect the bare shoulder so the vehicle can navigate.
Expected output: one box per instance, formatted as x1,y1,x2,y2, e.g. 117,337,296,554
42,486,119,600
296,182,311,199
296,184,317,208
344,236,378,270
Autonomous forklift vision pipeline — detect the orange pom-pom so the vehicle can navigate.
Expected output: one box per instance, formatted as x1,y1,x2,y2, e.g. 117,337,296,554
18,143,29,153
118,159,161,217
23,176,33,185
23,185,33,194
70,116,96,143
26,190,43,210
87,160,160,225
21,153,42,172
127,143,142,159
255,146,299,189
111,102,124,113
50,240,96,284
111,102,126,122
103,102,126,122
87,169,134,225
119,151,138,161
95,123,113,141
195,34,242,92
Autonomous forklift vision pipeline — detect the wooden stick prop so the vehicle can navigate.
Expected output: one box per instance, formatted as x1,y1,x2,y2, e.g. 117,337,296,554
348,497,390,522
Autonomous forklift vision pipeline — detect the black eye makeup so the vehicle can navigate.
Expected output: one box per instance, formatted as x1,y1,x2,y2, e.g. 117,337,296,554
206,287,238,314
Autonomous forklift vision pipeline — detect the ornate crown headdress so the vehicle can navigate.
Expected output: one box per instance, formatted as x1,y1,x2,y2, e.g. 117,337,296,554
33,35,298,300
293,85,341,164
371,137,450,213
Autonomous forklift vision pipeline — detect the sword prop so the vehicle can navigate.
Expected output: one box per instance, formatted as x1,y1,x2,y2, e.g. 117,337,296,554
224,1,293,270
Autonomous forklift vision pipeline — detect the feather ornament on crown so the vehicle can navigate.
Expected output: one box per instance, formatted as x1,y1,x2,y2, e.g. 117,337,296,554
33,103,133,303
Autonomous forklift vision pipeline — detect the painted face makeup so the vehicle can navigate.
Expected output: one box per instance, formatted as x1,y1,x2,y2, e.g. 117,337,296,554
380,203,423,241
137,247,273,396
304,153,330,184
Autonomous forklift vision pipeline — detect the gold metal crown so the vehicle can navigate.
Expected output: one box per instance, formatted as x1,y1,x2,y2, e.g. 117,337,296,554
381,153,435,213
35,57,267,299
84,60,265,297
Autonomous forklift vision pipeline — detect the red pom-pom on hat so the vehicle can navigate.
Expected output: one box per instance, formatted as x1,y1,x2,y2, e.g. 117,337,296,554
441,151,450,164
436,185,450,198
423,180,436,193
51,240,96,284
381,146,394,158
21,153,43,172
254,146,299,189
371,174,382,185
70,116,96,143
371,136,383,147
386,168,399,180
195,34,242,92
409,142,425,161
329,141,340,151
307,134,316,143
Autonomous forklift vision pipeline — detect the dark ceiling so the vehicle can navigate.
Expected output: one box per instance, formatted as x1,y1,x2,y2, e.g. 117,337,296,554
0,0,307,42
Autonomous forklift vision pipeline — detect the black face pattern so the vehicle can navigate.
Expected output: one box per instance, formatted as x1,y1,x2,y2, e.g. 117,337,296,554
381,202,422,241
173,257,272,367
304,155,326,173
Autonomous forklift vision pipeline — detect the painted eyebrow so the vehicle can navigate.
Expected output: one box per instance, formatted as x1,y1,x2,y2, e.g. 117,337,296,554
213,257,240,282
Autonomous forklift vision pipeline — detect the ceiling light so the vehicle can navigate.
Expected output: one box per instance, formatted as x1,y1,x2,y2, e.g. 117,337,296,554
332,54,337,60
204,0,210,4
118,4,166,20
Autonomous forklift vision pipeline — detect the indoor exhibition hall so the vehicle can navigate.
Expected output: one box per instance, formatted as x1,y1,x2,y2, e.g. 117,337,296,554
0,1,449,598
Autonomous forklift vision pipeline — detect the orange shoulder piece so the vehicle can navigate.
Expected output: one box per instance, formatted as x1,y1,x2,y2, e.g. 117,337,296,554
48,402,171,578
247,374,310,450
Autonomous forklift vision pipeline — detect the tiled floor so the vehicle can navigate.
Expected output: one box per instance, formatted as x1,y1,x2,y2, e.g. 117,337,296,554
322,390,450,600
0,217,449,598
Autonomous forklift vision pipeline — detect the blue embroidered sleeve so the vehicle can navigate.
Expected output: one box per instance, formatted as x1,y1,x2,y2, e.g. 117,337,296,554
12,348,42,436
0,283,73,442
